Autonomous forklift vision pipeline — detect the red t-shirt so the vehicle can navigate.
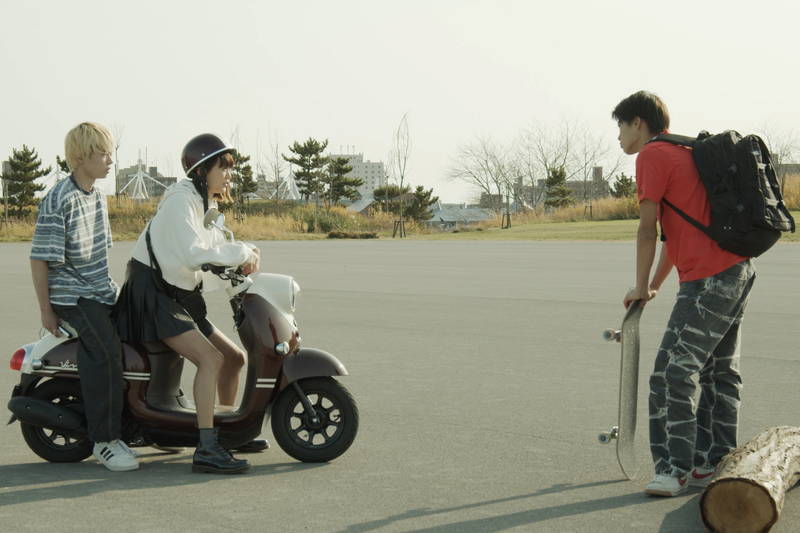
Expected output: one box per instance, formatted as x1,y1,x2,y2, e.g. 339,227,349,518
636,139,745,282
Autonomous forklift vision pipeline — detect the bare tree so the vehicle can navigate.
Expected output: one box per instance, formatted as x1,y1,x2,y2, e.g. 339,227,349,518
569,129,623,206
515,119,623,209
758,123,800,191
263,139,287,206
110,123,125,202
449,136,512,213
392,113,411,237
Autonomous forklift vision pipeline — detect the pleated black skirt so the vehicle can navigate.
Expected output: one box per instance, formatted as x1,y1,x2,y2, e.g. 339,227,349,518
116,259,214,348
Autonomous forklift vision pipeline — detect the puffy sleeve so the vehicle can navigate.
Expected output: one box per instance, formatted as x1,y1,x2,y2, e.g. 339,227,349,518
154,194,255,271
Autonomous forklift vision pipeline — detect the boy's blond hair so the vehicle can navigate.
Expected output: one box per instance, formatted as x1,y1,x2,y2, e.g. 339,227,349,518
64,122,115,171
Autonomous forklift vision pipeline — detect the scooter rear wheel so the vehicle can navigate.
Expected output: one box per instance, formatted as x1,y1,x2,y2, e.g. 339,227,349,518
20,379,92,463
271,377,358,463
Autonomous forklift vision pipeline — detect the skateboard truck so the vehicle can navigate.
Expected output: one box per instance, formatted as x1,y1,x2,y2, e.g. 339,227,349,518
598,426,619,444
603,329,621,342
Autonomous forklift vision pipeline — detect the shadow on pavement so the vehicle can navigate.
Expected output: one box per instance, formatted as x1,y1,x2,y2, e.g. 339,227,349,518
338,479,644,533
657,494,704,533
0,455,324,506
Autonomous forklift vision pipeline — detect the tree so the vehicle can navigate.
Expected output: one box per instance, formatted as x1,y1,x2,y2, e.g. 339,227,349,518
449,136,511,213
230,150,257,208
263,139,288,205
373,184,413,216
56,155,70,173
282,138,329,202
610,172,636,198
543,166,573,209
323,157,361,207
4,145,49,217
405,185,439,222
515,119,622,206
391,114,411,236
758,124,800,191
372,183,437,222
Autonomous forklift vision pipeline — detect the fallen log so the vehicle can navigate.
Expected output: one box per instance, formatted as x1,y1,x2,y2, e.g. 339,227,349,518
700,426,800,533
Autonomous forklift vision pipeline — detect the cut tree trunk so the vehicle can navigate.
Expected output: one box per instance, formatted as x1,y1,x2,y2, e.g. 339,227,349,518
700,426,800,533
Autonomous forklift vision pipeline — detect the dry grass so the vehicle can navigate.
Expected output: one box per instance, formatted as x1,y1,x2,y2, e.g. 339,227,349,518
2,185,799,243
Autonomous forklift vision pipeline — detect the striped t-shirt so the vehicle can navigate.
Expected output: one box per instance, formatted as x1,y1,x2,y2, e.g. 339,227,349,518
30,176,118,306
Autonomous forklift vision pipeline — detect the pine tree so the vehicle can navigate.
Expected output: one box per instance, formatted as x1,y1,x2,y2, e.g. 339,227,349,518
405,185,439,221
282,138,329,202
544,166,574,209
56,155,70,174
230,150,257,206
610,172,636,198
373,184,408,215
3,145,49,217
324,157,362,207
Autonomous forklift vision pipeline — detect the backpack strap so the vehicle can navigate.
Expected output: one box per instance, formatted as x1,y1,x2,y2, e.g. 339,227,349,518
646,133,715,242
649,133,696,147
662,197,715,241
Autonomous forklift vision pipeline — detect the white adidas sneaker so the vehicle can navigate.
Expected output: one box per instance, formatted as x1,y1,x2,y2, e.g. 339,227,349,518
93,440,139,471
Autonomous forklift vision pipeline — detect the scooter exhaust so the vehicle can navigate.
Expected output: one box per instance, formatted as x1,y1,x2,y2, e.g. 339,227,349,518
7,397,84,432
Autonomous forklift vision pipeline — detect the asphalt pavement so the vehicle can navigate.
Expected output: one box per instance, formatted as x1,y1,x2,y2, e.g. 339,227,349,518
0,239,798,532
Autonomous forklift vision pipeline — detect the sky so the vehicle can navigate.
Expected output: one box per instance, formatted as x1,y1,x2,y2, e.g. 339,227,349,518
2,0,799,201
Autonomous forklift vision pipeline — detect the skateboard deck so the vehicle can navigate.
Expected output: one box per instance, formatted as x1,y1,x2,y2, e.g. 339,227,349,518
599,299,644,480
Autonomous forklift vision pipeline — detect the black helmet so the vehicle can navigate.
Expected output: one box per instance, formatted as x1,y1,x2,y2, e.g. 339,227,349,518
181,133,235,176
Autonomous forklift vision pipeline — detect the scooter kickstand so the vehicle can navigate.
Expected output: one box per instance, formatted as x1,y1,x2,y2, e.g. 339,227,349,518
292,382,320,425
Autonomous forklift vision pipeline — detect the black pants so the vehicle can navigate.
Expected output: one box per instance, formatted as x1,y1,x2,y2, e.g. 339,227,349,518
52,298,124,443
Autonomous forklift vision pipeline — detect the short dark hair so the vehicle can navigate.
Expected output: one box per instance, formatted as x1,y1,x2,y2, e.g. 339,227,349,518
612,91,670,134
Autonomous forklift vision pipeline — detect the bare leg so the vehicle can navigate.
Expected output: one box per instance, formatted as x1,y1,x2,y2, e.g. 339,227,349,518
207,328,245,406
162,330,223,428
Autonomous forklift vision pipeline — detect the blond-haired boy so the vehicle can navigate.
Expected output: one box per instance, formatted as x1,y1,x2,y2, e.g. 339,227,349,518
30,122,138,471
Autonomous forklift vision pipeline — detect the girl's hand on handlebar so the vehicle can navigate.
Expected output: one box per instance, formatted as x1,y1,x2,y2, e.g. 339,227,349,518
241,248,260,276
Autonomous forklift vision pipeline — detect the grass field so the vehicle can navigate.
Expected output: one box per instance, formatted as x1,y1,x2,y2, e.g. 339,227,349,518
1,192,798,243
414,211,800,242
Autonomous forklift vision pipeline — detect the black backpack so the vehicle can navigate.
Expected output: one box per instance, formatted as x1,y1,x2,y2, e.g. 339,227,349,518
650,131,795,257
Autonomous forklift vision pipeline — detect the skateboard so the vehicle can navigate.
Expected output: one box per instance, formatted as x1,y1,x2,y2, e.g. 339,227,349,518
598,299,644,480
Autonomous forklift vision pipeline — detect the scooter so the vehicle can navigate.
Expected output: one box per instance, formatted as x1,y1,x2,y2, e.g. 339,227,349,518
7,209,359,464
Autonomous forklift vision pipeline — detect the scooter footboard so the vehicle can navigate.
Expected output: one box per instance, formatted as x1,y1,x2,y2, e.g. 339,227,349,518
279,348,348,390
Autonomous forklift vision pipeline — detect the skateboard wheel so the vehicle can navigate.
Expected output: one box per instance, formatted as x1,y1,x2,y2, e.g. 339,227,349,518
602,329,621,342
598,432,611,444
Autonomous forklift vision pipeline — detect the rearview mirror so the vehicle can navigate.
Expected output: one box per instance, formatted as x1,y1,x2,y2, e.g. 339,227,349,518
203,208,225,230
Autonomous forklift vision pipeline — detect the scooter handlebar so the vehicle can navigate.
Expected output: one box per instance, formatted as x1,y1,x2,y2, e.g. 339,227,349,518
201,264,229,275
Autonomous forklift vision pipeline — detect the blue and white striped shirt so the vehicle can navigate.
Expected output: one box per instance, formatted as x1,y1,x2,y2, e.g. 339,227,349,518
30,176,118,306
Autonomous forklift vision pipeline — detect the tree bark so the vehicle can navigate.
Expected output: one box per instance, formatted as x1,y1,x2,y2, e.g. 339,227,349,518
700,426,800,533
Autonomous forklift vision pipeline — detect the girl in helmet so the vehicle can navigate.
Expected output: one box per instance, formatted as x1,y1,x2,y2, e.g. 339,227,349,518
115,133,260,474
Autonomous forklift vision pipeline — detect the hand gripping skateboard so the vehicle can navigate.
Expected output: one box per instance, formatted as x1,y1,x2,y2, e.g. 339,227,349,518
598,299,644,480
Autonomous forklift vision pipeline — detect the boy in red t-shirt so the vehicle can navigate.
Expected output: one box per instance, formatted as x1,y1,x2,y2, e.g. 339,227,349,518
612,91,756,497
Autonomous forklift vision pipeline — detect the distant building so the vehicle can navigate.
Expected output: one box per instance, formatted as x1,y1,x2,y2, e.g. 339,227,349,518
509,166,610,209
116,161,176,199
327,153,386,198
428,202,494,229
255,171,301,201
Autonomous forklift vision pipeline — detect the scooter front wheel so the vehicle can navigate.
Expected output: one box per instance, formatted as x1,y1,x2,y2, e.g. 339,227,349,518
271,377,358,463
20,379,92,463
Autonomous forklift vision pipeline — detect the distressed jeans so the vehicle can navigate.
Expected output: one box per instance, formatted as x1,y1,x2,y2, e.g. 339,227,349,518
649,260,756,477
52,298,124,443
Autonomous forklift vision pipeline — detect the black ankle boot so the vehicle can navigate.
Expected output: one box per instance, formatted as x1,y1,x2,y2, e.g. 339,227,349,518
192,428,250,474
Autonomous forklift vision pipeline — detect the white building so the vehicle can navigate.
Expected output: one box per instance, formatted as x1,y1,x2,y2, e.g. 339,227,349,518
327,153,386,198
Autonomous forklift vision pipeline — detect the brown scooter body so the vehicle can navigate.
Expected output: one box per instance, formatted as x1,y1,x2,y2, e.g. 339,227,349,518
9,268,358,464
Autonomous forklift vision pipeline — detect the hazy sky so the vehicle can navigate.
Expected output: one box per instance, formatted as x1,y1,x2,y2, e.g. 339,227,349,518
2,0,799,200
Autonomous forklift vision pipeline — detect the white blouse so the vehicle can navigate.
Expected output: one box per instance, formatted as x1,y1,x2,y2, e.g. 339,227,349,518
131,179,256,291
